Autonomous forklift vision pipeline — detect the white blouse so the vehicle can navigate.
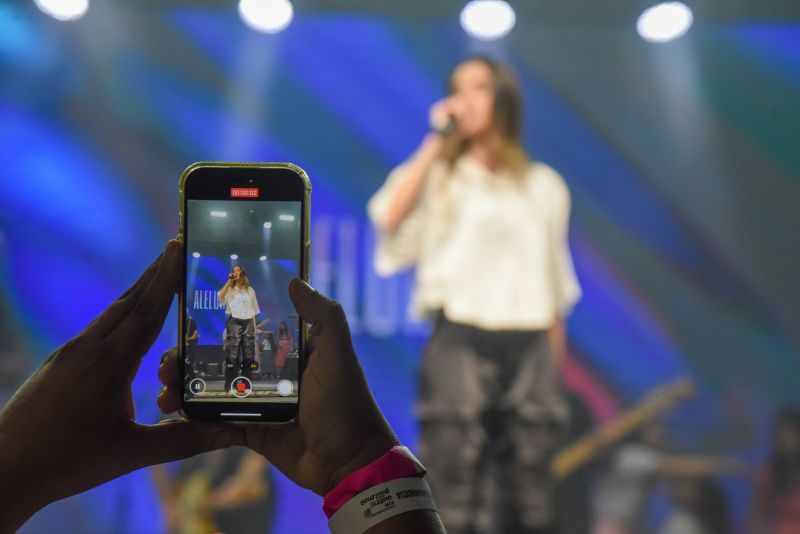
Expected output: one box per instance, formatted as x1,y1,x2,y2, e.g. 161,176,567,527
368,155,581,331
220,286,260,320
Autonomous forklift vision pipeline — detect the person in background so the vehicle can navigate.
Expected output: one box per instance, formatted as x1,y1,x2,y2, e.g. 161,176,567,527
752,408,800,534
255,322,277,379
185,309,200,378
592,422,742,534
186,309,199,348
0,240,446,533
368,55,581,533
275,321,292,379
659,476,731,534
152,448,274,534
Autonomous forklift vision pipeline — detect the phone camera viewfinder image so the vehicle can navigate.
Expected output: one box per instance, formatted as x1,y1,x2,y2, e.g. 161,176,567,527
184,197,302,405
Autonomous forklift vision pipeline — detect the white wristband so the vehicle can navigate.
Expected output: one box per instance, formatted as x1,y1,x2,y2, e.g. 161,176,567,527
328,477,437,534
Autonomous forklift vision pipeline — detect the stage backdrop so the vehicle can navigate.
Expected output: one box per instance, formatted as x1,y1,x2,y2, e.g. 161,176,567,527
0,2,798,532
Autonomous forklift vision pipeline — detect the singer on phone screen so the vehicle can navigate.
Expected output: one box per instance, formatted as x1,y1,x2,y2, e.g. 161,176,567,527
368,56,582,533
218,265,260,391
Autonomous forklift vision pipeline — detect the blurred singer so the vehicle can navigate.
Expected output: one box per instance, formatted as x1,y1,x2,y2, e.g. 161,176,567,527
368,56,582,533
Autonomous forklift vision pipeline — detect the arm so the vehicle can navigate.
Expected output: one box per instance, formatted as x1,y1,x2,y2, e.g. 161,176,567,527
379,96,466,234
656,455,743,477
218,278,233,300
549,170,581,321
547,318,566,366
251,290,259,331
382,134,443,233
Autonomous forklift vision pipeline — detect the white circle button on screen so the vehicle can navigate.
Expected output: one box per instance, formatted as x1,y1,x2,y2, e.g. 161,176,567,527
189,378,206,395
277,380,294,396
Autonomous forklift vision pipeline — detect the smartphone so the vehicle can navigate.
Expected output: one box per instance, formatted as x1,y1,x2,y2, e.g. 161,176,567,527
178,162,310,424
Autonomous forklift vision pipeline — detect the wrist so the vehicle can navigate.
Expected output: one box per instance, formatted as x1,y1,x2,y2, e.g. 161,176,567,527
329,477,437,534
323,444,429,527
322,432,399,496
417,133,444,162
0,458,46,531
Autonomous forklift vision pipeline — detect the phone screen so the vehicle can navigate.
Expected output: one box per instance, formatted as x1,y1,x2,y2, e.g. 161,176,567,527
180,164,309,421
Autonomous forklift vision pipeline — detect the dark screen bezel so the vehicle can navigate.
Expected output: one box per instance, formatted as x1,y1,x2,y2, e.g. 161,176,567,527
178,163,309,424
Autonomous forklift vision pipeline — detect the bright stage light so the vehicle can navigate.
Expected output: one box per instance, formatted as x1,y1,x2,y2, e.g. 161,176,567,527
460,0,516,41
33,0,88,21
263,221,272,229
637,2,693,43
211,210,228,218
230,254,239,260
192,252,201,258
259,255,267,261
278,214,295,222
238,0,293,34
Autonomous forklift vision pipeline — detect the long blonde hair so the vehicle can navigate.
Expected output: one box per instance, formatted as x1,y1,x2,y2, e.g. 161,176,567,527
442,56,529,174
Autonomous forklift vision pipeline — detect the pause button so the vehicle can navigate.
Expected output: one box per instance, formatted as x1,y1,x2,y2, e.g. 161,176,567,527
189,378,206,395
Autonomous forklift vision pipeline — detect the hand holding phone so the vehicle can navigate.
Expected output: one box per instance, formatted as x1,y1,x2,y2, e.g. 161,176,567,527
159,279,399,496
0,241,240,532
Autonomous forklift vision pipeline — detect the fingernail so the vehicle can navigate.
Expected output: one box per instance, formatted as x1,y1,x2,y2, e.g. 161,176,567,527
294,278,315,296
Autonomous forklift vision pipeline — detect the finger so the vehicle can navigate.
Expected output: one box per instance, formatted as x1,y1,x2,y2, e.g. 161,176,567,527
288,278,345,328
84,250,165,339
158,348,179,386
113,239,182,374
129,420,239,467
157,385,182,414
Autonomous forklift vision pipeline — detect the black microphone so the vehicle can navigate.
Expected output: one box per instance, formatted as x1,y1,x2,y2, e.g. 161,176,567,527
433,116,456,136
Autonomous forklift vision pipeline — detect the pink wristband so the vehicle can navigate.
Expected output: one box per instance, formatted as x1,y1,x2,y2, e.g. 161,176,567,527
323,445,426,518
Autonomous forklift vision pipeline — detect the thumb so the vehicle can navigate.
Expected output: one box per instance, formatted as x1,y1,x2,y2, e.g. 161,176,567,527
288,279,351,338
129,420,243,467
288,278,335,325
288,278,355,358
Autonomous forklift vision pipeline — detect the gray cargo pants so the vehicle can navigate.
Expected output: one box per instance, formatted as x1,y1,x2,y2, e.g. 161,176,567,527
417,316,568,533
